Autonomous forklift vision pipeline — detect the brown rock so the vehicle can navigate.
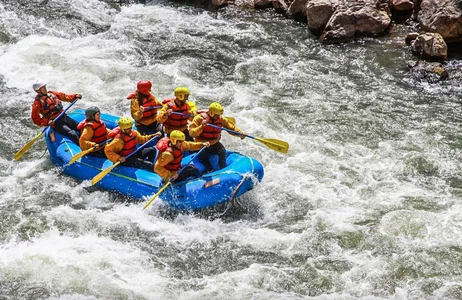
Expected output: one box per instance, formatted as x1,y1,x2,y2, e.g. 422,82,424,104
417,0,462,43
410,32,448,61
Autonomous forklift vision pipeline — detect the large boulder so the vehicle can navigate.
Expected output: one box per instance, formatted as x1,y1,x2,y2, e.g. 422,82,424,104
306,0,336,35
410,32,448,60
417,0,462,43
319,0,391,43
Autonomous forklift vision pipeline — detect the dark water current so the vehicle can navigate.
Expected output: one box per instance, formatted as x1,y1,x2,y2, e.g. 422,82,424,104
0,1,462,299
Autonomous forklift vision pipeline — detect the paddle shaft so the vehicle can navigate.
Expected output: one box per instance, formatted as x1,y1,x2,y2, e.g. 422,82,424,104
143,147,206,210
91,135,158,185
171,111,235,125
144,101,197,112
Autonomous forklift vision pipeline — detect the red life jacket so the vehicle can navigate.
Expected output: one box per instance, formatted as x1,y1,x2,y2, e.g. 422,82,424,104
34,93,63,118
198,111,223,140
77,119,108,144
127,92,159,118
162,98,190,128
108,127,138,156
156,137,183,171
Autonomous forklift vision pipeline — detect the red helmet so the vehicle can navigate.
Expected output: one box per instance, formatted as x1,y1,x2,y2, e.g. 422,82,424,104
137,80,152,95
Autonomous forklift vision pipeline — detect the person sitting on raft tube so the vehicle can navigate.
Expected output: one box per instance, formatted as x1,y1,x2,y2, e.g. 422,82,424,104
189,102,245,172
157,87,195,141
77,106,110,157
154,130,210,183
104,117,161,171
31,82,82,144
127,80,164,136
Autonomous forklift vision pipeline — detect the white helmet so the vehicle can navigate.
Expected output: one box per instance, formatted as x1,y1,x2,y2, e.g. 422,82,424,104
33,82,46,92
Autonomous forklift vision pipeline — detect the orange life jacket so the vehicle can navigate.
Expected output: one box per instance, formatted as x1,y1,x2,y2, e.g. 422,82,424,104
156,137,183,171
198,111,223,140
34,93,63,118
162,98,190,128
108,127,138,156
77,119,108,144
127,92,159,118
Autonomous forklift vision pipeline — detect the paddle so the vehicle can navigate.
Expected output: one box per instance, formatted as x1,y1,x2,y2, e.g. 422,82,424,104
68,139,112,165
14,98,79,160
170,112,287,152
143,101,197,112
143,147,206,210
90,135,158,185
171,112,235,125
208,123,289,153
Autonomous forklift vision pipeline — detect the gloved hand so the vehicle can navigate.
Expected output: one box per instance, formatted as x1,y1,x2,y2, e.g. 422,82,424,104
75,94,82,99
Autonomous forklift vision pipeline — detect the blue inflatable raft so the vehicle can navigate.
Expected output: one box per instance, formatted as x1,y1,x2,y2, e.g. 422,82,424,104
44,110,264,210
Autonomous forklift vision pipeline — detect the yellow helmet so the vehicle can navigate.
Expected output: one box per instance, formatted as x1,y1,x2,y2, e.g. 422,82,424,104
118,117,133,130
174,87,190,101
170,130,185,145
209,102,224,117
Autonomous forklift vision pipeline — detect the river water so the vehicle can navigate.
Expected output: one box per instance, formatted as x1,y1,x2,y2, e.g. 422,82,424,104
1,1,462,299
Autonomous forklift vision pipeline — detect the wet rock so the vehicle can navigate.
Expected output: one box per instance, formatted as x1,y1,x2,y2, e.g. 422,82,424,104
273,0,291,15
286,0,309,23
417,0,462,43
405,32,419,45
407,60,462,84
306,0,335,35
410,32,448,61
319,0,391,43
391,0,413,11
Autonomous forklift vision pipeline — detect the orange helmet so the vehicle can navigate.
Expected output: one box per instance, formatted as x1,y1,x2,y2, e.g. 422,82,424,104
137,80,152,95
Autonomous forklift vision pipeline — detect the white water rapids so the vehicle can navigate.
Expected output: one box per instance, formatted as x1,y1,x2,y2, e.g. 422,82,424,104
1,1,462,299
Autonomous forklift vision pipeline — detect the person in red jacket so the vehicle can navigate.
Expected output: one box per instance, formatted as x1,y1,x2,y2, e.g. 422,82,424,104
157,87,195,141
189,102,244,172
77,106,110,157
154,130,209,182
127,80,164,136
104,117,161,171
31,82,81,144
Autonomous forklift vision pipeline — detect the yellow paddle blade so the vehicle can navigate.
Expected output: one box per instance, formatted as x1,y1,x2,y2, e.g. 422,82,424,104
91,161,120,185
14,131,44,160
143,181,171,210
69,148,94,165
187,101,197,112
254,137,289,154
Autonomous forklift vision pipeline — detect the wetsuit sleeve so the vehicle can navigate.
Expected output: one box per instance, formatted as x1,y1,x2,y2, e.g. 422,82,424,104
31,101,48,126
136,131,153,144
49,90,77,103
104,138,124,163
189,115,205,138
79,126,96,150
130,99,143,122
156,104,170,124
182,141,204,151
154,151,174,180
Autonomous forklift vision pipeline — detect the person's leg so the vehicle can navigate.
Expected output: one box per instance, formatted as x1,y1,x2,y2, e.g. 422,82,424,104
53,115,80,144
136,124,151,135
140,146,157,162
175,165,201,182
155,122,165,137
183,129,194,142
124,155,154,171
64,114,79,131
197,147,213,172
215,142,227,169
